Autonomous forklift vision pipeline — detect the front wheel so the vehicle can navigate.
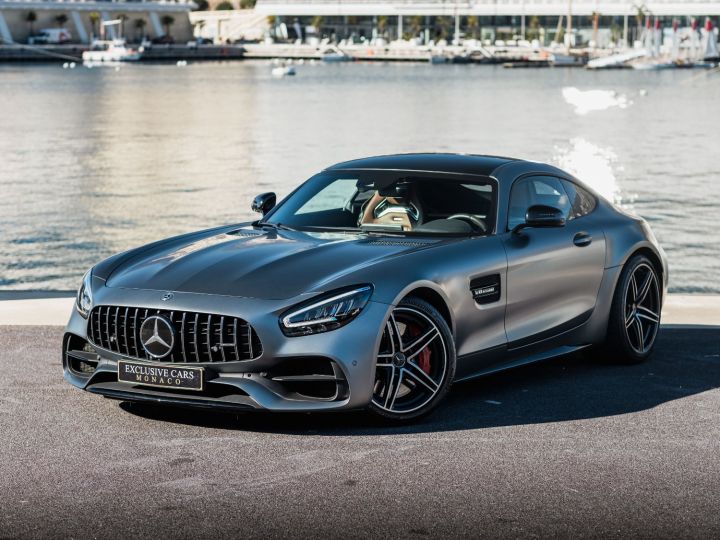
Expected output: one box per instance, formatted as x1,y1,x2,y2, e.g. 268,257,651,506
604,254,662,363
369,297,456,422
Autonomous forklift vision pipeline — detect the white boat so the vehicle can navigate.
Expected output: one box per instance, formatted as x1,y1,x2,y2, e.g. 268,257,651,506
271,64,296,77
83,39,142,64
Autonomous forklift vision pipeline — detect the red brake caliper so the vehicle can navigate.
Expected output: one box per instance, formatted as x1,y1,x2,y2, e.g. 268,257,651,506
407,323,432,374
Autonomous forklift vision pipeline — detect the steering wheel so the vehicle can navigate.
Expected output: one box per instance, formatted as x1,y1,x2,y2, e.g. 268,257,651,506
447,214,487,233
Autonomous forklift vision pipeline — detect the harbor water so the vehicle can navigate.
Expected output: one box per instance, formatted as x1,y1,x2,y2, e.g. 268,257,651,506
0,61,718,293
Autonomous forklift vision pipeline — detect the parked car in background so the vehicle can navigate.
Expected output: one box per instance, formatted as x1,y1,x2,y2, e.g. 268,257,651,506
151,35,175,45
28,28,72,45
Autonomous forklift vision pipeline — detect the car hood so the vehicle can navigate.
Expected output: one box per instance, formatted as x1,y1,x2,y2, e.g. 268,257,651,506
105,227,447,300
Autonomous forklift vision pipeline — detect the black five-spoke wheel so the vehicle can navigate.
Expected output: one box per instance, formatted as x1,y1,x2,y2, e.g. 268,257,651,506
369,297,455,421
605,254,662,363
623,261,661,355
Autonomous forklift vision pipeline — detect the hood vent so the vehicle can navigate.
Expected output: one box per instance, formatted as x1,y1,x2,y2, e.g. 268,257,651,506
228,229,264,238
363,239,436,248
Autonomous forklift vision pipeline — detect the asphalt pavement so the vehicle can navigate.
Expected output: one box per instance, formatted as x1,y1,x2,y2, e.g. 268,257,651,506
1,325,719,539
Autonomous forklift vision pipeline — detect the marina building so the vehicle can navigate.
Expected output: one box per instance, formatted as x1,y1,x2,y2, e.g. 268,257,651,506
0,0,195,44
252,1,720,45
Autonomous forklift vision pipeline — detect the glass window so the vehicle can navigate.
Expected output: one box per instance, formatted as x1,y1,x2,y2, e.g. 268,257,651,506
264,171,497,236
296,178,358,214
508,176,572,230
561,180,597,219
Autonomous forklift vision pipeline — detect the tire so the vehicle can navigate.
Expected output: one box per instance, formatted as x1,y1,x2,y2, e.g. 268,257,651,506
368,297,456,422
603,254,662,364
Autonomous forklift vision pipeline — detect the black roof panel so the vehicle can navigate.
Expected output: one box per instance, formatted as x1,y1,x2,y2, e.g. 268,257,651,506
327,153,518,177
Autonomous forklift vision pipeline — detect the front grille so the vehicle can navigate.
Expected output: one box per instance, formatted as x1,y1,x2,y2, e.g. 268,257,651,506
87,306,262,363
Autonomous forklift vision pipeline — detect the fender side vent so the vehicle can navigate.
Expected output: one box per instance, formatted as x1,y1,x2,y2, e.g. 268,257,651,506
470,274,501,304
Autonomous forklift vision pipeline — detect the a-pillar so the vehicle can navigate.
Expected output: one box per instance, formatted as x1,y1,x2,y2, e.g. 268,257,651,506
398,14,403,40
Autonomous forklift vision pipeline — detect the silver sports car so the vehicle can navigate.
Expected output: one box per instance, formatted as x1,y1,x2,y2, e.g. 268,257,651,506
63,154,667,421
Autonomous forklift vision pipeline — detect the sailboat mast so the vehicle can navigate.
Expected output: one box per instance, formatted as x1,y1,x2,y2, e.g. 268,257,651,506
566,0,572,50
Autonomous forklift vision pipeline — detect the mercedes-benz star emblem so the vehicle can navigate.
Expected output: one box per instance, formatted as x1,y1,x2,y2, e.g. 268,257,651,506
139,315,175,358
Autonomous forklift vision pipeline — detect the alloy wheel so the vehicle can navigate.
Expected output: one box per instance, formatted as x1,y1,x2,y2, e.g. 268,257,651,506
623,262,660,355
372,306,448,414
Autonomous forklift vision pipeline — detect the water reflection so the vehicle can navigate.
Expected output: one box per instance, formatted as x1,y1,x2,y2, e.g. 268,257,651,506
0,63,718,292
552,138,622,204
562,87,631,116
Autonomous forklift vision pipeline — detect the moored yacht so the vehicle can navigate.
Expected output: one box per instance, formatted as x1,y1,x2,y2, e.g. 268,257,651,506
82,38,142,64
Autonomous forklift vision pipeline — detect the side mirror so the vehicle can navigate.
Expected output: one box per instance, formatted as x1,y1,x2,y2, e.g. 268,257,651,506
252,192,276,216
513,205,565,234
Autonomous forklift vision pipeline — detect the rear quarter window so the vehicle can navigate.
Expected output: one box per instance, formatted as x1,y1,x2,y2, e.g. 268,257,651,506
561,180,597,219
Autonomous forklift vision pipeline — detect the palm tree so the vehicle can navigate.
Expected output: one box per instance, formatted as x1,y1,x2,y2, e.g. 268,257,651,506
311,16,324,35
377,15,388,36
89,12,100,38
134,18,147,41
118,14,128,39
55,14,68,28
435,16,451,40
466,15,479,39
25,11,37,37
527,15,541,41
408,15,423,39
634,3,647,42
160,15,175,38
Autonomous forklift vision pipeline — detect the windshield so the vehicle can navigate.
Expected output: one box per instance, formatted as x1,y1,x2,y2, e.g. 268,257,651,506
263,171,497,236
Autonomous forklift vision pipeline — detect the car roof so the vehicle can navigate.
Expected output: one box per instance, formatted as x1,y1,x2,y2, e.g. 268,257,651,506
326,153,519,177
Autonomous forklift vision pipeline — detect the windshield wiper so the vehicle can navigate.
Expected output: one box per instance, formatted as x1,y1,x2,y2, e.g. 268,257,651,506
258,222,295,232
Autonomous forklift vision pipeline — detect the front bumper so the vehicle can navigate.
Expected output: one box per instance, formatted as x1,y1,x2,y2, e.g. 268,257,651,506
63,286,391,412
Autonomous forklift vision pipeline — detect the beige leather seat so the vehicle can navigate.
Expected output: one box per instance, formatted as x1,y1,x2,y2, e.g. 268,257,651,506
359,190,422,231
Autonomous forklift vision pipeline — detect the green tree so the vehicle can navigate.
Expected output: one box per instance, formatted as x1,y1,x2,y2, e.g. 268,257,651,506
160,15,174,37
435,16,451,40
118,14,128,38
89,12,100,37
408,15,423,38
134,18,147,41
634,4,647,41
377,15,388,35
466,15,479,39
527,15,541,40
311,16,324,34
25,11,37,36
193,0,209,11
240,0,256,8
55,14,68,28
215,1,234,10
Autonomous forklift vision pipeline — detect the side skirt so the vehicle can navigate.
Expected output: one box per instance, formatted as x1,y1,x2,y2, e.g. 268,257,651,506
455,343,591,383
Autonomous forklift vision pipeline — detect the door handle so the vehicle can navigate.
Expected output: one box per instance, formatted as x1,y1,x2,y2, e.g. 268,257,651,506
573,232,592,247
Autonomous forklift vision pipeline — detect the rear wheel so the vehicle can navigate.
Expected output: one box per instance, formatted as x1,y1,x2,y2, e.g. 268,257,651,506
604,255,661,363
369,297,455,422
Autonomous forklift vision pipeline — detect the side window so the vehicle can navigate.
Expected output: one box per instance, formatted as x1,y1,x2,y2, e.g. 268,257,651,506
508,176,572,230
296,178,357,214
561,180,597,219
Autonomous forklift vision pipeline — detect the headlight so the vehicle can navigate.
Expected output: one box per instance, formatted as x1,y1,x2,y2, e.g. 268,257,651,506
280,285,373,337
76,269,93,319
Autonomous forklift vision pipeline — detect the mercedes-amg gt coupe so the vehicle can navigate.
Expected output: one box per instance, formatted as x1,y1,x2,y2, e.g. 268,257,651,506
63,154,667,421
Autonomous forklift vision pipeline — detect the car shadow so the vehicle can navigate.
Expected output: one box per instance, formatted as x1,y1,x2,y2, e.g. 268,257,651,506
120,326,720,435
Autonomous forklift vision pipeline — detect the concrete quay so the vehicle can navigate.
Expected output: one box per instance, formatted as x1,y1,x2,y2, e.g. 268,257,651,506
0,293,717,327
0,43,245,62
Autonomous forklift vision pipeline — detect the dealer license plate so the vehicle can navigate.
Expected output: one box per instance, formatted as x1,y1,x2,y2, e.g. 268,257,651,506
118,360,204,391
